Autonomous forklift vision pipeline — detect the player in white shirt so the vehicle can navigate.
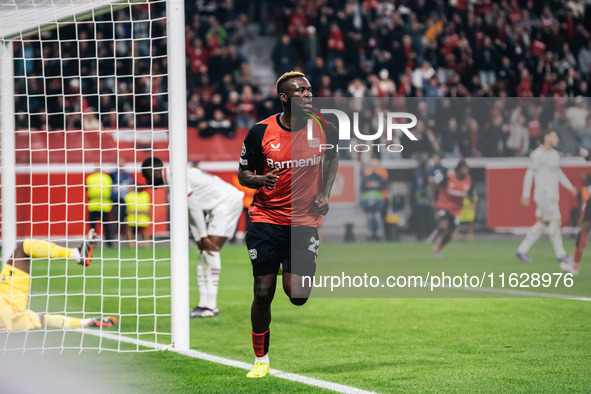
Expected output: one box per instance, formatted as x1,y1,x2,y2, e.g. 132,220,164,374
141,157,244,318
516,130,577,263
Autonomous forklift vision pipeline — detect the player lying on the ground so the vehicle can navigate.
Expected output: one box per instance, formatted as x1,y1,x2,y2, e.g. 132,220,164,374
0,229,117,331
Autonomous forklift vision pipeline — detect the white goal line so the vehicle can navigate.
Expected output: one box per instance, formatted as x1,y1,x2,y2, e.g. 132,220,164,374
79,329,375,394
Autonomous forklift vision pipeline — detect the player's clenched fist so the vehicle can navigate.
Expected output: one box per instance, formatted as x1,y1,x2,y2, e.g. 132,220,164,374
314,193,330,215
262,168,280,190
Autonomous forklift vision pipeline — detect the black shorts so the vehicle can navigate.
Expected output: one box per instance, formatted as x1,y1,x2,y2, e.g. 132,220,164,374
437,209,459,229
245,222,319,277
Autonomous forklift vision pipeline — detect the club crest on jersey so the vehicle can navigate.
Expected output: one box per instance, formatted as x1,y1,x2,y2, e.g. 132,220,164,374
249,248,258,260
271,142,281,152
308,138,320,148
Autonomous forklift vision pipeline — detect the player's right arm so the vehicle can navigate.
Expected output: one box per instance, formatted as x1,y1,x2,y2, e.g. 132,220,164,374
238,168,279,190
237,123,279,190
521,150,538,206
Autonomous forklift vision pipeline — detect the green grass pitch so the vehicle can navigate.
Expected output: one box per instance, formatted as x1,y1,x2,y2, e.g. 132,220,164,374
3,239,591,393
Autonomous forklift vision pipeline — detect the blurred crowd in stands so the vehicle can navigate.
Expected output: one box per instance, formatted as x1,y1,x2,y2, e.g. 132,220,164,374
13,2,169,132
11,0,591,159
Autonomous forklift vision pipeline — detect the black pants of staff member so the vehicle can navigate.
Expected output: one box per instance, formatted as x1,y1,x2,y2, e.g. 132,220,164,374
110,199,127,238
88,210,113,247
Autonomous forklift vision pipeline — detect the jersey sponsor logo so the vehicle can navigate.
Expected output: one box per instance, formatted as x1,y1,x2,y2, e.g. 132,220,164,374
248,248,258,260
266,155,322,169
271,142,281,151
241,143,246,156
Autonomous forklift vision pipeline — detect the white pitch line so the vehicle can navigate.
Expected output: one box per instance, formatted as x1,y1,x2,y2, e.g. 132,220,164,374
427,283,591,301
80,330,375,394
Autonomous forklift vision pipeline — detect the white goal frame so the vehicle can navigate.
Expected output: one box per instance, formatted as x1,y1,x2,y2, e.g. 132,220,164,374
0,0,190,351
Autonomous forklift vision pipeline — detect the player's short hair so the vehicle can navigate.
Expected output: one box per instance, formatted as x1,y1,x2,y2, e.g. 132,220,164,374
142,156,163,171
542,129,556,143
276,71,306,95
456,159,468,171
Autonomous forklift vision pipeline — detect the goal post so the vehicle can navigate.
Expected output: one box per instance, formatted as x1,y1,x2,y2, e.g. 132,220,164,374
166,0,190,352
1,40,16,265
0,0,189,352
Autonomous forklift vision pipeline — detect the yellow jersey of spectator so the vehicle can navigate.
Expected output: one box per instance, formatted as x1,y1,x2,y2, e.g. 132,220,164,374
459,195,478,223
124,189,151,228
86,171,113,213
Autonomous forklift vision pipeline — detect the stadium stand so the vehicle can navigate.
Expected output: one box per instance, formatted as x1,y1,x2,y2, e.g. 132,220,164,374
11,0,591,163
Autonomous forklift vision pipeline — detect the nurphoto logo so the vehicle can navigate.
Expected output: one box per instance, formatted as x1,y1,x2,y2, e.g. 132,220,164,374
306,105,418,153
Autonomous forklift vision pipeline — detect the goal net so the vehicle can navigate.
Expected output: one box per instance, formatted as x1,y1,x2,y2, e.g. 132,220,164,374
0,0,189,353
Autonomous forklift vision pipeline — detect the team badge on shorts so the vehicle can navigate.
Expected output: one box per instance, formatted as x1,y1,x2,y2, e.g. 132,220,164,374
249,248,258,260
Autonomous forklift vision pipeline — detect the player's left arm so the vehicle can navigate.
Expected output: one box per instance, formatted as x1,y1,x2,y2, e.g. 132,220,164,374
187,194,207,239
187,192,219,254
521,151,539,206
314,122,340,216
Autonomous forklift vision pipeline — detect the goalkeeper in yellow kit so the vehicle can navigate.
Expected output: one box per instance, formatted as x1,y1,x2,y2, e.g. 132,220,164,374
0,229,116,331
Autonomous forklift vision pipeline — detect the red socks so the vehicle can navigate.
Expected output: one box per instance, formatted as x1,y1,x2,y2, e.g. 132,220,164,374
252,330,270,357
435,241,448,252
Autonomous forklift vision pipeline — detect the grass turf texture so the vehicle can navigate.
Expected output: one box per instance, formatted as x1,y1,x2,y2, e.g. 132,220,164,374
3,239,590,393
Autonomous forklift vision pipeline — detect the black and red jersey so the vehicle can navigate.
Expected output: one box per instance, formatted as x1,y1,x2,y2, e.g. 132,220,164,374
239,113,338,226
436,172,473,217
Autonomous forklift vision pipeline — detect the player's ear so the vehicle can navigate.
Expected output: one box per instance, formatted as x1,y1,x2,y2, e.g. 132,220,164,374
279,92,288,103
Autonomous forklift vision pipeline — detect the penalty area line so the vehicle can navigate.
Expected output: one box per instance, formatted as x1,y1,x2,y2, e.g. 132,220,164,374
80,330,375,394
